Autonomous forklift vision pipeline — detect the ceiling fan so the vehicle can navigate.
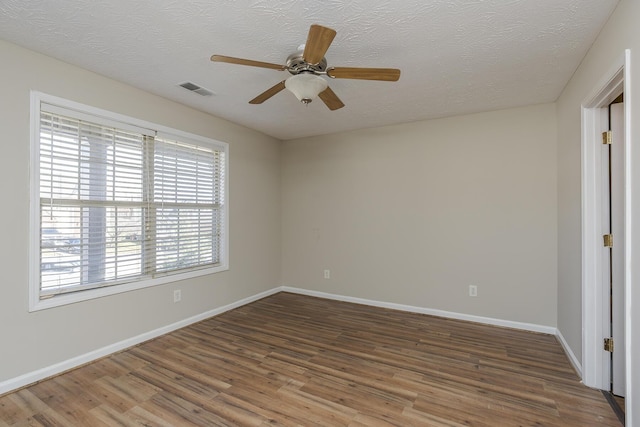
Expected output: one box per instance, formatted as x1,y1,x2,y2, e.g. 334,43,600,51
211,24,401,111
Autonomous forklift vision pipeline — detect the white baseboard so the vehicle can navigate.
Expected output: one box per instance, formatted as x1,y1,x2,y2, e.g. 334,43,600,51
0,287,281,395
556,328,583,378
281,286,558,335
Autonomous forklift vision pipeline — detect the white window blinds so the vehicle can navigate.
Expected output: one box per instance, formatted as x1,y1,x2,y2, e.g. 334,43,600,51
37,105,226,299
152,136,224,274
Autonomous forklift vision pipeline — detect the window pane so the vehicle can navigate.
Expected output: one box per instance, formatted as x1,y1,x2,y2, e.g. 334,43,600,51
153,137,223,273
41,204,144,291
155,207,220,272
154,139,221,204
40,112,146,292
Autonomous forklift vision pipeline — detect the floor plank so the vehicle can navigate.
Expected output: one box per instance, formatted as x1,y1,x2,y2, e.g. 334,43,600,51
0,292,621,426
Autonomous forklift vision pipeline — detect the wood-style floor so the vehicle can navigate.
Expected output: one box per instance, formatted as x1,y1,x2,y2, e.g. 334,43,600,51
0,292,621,426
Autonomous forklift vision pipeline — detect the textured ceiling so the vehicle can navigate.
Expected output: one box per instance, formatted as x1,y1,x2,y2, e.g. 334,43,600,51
0,0,619,140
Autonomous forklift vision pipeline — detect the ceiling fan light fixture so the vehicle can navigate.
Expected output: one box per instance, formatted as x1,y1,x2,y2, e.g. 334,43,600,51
285,73,328,104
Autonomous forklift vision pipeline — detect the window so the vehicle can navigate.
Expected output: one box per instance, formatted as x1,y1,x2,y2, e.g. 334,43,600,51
30,92,228,310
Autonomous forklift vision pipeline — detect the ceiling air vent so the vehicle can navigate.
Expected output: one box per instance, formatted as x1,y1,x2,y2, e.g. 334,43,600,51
179,81,214,96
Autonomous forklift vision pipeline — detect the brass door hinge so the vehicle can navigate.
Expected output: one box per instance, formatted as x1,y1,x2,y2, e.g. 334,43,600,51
604,337,614,352
602,130,612,145
603,234,613,248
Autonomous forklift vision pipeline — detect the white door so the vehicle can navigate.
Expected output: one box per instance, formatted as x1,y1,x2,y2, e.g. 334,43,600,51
610,101,625,397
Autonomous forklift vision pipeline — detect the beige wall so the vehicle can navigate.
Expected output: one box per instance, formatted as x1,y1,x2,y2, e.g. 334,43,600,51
282,104,558,327
556,0,638,419
0,40,281,382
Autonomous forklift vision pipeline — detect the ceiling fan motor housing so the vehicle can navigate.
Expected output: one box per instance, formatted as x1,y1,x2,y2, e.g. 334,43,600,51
286,53,327,76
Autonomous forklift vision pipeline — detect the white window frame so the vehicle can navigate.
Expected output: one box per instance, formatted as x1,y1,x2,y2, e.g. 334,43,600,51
29,91,229,311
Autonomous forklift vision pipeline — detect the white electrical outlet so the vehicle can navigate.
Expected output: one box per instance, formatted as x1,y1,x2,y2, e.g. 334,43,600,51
173,289,182,303
324,269,331,279
469,285,478,297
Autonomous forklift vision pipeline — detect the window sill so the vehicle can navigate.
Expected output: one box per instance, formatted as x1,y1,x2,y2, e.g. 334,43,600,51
29,263,228,312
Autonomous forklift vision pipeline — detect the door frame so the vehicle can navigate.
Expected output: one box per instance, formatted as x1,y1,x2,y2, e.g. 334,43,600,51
581,50,631,393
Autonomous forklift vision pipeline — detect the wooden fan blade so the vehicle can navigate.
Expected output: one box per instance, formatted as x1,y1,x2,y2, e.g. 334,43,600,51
327,67,401,81
249,81,286,104
303,24,337,65
318,86,345,111
211,55,286,71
